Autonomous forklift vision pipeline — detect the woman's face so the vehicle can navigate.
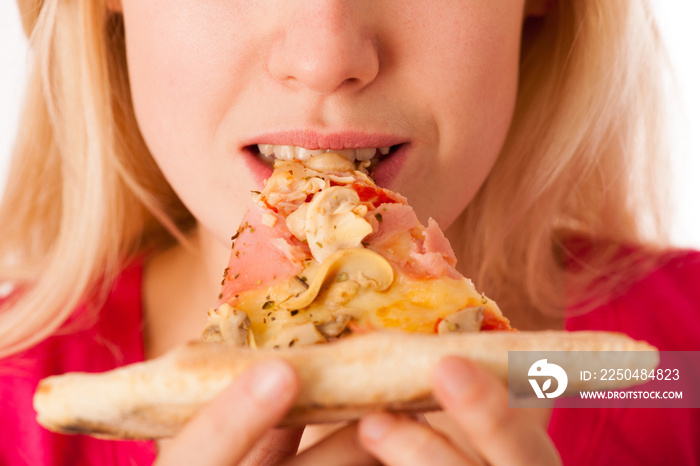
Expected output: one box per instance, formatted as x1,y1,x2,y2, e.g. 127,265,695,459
119,0,531,246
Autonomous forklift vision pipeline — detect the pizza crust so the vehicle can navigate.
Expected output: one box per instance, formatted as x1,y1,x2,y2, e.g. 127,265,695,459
33,330,658,440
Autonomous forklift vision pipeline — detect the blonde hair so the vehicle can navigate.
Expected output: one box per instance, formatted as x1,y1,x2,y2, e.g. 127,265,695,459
0,0,671,355
0,0,193,357
450,1,672,325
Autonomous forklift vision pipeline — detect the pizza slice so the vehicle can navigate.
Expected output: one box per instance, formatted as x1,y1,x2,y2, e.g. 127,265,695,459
33,152,659,440
202,152,511,350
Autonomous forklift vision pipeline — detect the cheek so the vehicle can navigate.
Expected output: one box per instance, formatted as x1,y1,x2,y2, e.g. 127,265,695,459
123,5,245,155
448,31,521,198
438,2,523,149
120,2,261,242
402,3,523,227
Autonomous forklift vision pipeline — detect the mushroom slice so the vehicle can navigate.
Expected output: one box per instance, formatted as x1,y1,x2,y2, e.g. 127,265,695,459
265,322,326,349
437,306,485,334
324,280,361,309
280,248,394,310
201,304,253,346
304,186,373,263
200,322,223,343
316,314,352,338
285,202,310,241
303,152,355,173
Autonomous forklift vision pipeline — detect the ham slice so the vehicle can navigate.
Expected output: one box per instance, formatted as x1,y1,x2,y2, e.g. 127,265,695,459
409,218,462,280
365,204,461,279
219,205,310,304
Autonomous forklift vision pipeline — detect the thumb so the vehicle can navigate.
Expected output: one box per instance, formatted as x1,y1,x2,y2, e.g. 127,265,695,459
156,359,299,466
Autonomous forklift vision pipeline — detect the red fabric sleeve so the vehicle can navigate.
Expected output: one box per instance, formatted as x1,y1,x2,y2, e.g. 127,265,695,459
549,250,700,465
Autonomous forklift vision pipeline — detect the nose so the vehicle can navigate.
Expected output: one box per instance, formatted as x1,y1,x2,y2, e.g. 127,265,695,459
267,1,380,95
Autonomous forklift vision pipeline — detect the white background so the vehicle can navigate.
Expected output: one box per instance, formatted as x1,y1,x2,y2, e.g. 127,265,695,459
1,2,698,248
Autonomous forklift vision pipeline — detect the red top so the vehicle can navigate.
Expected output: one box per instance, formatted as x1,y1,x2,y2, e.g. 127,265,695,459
0,264,157,465
548,250,700,465
1,252,699,465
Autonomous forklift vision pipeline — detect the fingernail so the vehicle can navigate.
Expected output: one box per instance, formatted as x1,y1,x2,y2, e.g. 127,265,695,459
435,357,475,400
249,361,293,403
361,413,395,441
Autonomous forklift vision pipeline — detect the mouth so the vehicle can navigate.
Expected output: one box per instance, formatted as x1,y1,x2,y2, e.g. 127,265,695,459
245,143,404,173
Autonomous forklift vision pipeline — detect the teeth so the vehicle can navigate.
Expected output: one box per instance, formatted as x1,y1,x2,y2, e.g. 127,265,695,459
333,149,357,162
256,144,392,163
259,144,274,156
295,147,324,161
277,145,295,160
355,148,376,161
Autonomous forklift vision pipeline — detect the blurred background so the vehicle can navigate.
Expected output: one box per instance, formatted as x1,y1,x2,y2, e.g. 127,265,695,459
1,2,698,248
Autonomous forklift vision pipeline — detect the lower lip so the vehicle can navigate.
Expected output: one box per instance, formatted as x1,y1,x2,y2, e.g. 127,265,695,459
241,144,409,189
242,148,274,188
371,144,408,188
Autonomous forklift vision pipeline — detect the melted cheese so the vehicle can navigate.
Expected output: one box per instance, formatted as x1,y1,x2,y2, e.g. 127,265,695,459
232,273,498,348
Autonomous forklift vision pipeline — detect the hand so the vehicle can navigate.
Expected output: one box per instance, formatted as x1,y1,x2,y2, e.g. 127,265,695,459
155,359,302,466
155,359,379,466
357,356,562,465
285,423,381,466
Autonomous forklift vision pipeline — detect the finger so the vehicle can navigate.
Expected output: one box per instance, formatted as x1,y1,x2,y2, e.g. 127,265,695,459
433,356,561,465
423,411,490,464
156,359,299,466
285,423,380,466
239,427,305,466
358,413,474,466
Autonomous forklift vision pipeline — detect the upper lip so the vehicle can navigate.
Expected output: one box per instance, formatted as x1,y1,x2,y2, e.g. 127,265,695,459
242,129,407,150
